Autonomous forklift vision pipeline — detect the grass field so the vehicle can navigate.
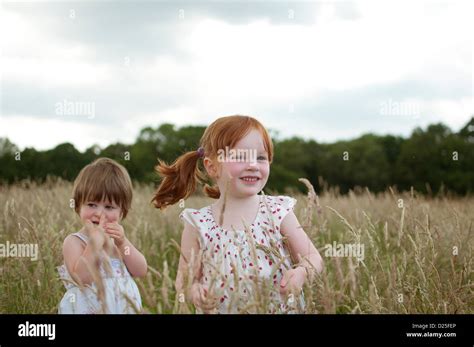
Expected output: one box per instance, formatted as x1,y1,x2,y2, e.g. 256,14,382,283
0,179,472,313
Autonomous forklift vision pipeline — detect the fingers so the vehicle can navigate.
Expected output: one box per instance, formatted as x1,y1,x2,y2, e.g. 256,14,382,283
104,227,120,236
104,224,125,244
200,296,218,312
201,303,218,313
280,271,295,295
104,223,124,234
105,232,120,240
105,222,119,228
199,285,207,303
280,270,294,288
99,213,106,229
194,285,218,312
104,223,121,233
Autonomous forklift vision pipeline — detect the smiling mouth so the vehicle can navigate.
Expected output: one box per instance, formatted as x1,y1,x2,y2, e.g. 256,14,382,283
240,177,260,182
92,221,99,225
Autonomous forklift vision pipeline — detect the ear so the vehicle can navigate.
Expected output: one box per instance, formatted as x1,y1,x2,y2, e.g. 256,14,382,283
203,157,220,179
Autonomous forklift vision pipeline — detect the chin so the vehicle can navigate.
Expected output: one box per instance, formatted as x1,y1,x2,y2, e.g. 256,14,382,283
237,187,262,197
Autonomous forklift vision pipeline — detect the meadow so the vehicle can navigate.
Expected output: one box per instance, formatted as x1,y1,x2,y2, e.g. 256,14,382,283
0,179,472,314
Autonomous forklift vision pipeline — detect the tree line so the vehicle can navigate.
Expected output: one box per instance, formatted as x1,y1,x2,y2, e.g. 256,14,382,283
1,117,473,195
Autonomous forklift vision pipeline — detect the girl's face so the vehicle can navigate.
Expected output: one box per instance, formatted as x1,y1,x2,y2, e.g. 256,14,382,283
79,200,122,226
212,129,270,199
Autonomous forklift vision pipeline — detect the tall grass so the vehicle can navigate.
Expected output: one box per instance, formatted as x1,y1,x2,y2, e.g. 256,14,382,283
0,179,472,313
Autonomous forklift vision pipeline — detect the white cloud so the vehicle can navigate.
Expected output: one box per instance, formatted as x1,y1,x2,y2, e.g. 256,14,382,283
419,97,473,129
1,7,111,88
0,115,136,151
179,0,471,112
1,0,472,150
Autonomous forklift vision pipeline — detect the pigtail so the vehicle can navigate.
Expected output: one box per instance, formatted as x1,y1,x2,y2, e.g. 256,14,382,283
152,151,206,210
203,184,220,199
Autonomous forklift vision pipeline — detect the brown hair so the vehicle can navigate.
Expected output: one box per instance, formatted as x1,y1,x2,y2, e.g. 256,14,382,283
73,157,133,218
152,115,273,210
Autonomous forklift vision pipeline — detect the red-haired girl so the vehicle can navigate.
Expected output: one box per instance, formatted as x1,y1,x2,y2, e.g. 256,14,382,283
153,115,323,313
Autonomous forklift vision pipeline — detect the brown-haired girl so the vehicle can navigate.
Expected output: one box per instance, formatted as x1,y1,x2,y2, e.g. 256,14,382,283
153,115,323,313
58,158,147,314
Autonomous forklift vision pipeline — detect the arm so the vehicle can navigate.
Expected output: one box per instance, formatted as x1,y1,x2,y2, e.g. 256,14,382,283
116,238,148,278
280,210,324,280
175,221,218,312
104,222,147,278
63,229,105,286
175,221,202,299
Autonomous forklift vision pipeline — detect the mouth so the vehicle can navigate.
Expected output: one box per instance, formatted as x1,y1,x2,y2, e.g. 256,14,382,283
239,176,260,184
92,221,99,225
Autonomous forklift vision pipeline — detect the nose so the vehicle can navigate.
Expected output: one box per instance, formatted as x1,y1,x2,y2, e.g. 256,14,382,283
93,206,105,217
247,160,259,170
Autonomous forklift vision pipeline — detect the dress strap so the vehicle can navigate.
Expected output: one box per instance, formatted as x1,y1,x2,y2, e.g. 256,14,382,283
71,232,89,244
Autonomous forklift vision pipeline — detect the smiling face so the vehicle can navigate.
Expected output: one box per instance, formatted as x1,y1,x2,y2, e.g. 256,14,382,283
79,200,122,226
208,129,270,199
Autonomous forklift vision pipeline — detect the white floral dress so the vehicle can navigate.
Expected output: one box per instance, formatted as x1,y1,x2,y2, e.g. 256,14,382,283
180,195,305,314
57,232,142,314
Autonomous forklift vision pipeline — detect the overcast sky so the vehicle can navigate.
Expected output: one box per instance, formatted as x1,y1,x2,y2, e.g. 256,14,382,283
1,0,472,151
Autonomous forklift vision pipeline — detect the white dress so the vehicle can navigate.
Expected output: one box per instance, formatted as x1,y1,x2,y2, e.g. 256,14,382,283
57,232,142,314
180,195,305,314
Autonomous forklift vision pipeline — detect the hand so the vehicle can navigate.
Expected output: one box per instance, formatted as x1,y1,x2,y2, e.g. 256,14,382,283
85,214,107,250
279,266,307,296
189,283,218,313
104,222,126,247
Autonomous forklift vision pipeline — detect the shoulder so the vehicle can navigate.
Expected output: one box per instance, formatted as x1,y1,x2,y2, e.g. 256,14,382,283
62,233,87,265
179,208,210,248
258,195,298,230
63,233,86,249
179,207,209,228
263,195,297,211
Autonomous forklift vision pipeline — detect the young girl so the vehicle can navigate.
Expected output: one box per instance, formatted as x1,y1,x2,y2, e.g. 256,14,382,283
152,115,323,313
58,158,147,314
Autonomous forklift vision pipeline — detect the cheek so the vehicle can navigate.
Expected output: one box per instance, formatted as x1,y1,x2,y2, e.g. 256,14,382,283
106,210,121,222
79,207,92,220
222,163,246,179
260,164,270,178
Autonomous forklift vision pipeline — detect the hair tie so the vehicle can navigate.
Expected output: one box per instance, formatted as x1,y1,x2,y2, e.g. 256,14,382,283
197,147,205,158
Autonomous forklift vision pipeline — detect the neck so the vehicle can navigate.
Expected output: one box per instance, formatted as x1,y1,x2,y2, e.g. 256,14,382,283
215,193,259,209
212,193,260,227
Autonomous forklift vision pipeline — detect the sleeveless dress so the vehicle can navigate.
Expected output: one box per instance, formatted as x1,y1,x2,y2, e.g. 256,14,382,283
180,194,305,314
57,232,142,314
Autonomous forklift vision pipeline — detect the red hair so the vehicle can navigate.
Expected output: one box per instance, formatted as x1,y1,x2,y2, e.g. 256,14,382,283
152,115,273,209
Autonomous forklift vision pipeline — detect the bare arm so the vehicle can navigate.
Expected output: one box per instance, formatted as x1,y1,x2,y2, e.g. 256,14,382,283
116,238,148,278
63,232,104,286
175,221,202,300
280,210,324,278
103,222,147,278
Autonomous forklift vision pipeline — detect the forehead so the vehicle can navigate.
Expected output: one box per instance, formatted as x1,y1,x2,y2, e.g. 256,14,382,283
234,129,266,151
84,196,117,204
